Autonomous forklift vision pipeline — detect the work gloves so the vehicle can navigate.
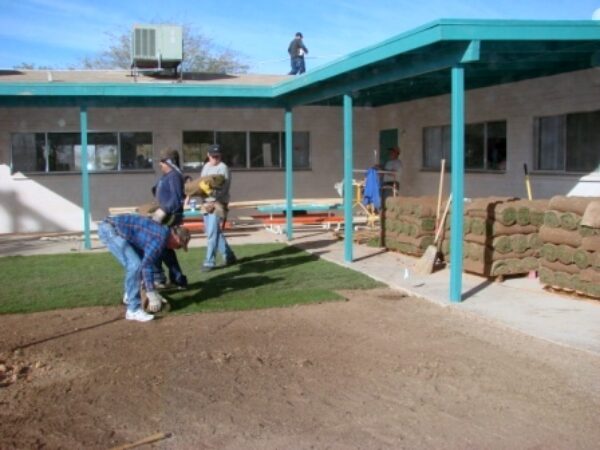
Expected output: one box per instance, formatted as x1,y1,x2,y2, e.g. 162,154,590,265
146,290,166,313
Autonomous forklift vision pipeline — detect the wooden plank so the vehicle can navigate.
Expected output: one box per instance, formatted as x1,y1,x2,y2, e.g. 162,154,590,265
228,198,342,209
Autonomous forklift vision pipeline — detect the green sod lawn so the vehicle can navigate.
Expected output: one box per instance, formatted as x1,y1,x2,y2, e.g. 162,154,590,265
0,243,383,315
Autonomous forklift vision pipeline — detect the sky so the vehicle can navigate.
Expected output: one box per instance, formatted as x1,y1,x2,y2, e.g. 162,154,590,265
1,0,600,75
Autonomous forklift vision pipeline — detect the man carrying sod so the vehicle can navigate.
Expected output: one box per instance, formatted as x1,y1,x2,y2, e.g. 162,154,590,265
98,214,190,322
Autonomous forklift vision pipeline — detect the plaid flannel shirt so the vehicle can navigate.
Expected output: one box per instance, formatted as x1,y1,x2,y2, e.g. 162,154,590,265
107,214,169,291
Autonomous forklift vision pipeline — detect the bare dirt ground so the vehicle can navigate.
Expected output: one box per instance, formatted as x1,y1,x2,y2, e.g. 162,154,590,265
2,288,600,450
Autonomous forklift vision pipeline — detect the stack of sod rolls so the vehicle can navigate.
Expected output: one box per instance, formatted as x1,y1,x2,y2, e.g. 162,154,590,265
384,196,437,256
441,197,548,277
538,196,600,299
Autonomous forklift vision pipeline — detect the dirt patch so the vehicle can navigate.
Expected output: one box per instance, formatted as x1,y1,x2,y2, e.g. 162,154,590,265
1,289,600,449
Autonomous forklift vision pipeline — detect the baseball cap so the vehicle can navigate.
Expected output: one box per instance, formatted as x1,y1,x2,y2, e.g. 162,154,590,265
207,144,221,155
173,226,191,251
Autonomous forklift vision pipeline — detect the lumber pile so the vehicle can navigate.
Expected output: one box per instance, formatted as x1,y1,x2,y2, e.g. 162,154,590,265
538,196,600,299
441,197,547,278
384,196,437,256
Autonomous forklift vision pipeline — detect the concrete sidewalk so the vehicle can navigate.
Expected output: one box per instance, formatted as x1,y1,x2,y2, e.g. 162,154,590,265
2,227,600,356
283,230,600,357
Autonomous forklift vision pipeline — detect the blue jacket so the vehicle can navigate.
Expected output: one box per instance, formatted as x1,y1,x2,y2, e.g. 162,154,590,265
154,167,185,225
362,167,381,210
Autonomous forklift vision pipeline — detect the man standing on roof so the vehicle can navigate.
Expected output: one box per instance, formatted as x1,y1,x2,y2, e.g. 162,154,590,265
288,32,309,75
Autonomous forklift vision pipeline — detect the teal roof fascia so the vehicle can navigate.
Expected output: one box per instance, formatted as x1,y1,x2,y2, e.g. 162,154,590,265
282,41,481,107
272,22,443,97
0,82,274,98
272,19,600,97
436,19,600,41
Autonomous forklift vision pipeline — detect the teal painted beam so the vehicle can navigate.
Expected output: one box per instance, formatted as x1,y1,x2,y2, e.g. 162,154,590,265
449,66,465,303
284,41,480,107
343,94,354,263
0,82,274,98
285,108,293,241
273,19,600,96
0,96,282,109
80,106,92,250
273,25,443,96
439,19,600,41
461,40,480,62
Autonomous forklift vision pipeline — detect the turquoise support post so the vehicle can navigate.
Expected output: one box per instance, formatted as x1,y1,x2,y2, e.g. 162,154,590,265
80,106,91,250
285,108,293,240
449,66,465,302
343,94,354,262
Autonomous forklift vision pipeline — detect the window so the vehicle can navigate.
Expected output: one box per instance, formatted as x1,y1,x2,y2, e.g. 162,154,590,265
48,133,79,171
216,131,247,168
250,132,280,168
11,133,46,172
121,132,153,169
11,131,153,173
182,130,310,170
536,111,600,173
84,133,118,171
182,131,213,170
423,126,450,170
422,121,506,171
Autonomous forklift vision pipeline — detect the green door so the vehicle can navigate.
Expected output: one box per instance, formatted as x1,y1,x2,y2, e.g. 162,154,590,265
379,129,398,166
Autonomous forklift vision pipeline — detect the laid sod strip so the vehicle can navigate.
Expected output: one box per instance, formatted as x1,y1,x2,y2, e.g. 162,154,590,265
0,243,383,315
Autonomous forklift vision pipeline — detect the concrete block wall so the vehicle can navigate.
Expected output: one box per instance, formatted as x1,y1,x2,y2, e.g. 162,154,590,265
1,68,599,233
375,68,600,200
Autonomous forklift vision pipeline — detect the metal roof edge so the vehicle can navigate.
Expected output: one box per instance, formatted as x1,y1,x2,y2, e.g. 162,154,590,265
271,19,445,96
272,19,600,98
0,82,275,98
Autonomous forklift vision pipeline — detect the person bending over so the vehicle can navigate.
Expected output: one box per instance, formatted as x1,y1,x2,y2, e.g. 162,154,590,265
98,214,190,322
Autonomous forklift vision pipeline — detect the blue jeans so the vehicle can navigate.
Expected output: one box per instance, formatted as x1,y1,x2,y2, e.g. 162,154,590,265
289,57,305,75
153,248,187,286
202,213,235,268
98,221,142,312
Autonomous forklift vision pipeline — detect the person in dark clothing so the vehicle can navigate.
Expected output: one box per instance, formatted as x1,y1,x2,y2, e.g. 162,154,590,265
152,148,188,289
288,32,308,75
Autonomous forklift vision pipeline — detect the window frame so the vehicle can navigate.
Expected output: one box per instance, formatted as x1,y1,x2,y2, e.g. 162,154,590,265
181,129,311,171
422,120,507,172
534,110,600,174
10,131,154,174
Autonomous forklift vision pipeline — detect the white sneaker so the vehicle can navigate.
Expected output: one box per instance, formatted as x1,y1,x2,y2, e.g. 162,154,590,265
125,309,154,322
123,293,129,305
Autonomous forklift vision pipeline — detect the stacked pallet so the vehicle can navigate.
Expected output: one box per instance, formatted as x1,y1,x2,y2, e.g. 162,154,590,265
384,196,437,256
538,196,600,299
442,197,548,278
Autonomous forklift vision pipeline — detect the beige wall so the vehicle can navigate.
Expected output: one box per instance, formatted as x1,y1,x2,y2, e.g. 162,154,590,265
376,68,600,199
1,68,599,233
0,105,376,233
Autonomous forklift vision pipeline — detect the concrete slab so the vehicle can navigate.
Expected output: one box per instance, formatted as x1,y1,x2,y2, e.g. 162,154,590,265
286,230,600,357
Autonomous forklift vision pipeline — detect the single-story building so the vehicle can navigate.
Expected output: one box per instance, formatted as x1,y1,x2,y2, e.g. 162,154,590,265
2,20,600,273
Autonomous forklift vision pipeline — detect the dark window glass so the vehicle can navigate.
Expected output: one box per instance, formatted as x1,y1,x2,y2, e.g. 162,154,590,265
566,111,600,173
48,133,80,172
183,131,213,170
250,132,280,168
216,132,247,168
11,133,46,172
120,132,153,170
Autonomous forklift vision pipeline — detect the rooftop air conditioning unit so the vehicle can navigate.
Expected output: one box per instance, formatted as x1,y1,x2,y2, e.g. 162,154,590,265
131,24,183,71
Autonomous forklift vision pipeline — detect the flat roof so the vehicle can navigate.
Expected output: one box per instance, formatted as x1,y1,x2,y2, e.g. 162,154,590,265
1,19,600,108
